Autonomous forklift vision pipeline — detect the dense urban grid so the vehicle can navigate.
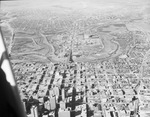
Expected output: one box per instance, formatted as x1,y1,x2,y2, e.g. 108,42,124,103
1,0,150,117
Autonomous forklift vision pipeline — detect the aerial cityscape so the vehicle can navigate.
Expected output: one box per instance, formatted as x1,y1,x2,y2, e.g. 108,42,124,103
1,0,150,117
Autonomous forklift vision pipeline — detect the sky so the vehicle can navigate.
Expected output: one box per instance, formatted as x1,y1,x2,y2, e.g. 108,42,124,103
1,0,150,15
1,0,149,9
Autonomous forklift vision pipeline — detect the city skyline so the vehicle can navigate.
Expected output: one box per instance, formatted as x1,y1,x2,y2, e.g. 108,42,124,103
1,0,150,117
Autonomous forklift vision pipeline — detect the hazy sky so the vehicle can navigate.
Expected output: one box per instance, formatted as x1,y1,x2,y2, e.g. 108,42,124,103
1,0,149,10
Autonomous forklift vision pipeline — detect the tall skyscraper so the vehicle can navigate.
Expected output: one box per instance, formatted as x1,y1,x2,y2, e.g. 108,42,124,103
44,101,51,111
59,101,66,110
58,108,71,117
30,106,38,117
22,101,26,113
49,89,54,98
61,88,65,101
50,96,56,110
54,86,60,96
72,87,76,110
67,49,74,63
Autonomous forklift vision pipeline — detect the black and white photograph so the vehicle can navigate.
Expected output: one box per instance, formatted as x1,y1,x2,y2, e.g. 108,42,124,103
0,0,150,117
